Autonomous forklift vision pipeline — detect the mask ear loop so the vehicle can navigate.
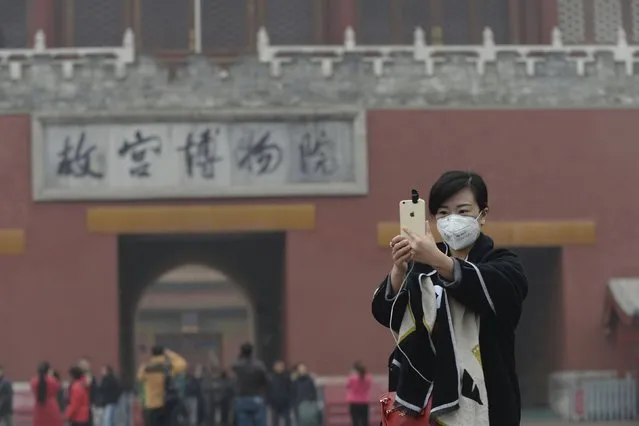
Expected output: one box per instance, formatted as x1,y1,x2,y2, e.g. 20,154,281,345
388,261,429,383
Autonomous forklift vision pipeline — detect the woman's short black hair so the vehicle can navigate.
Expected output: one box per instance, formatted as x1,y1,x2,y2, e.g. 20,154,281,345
240,342,253,357
69,366,84,380
428,171,488,215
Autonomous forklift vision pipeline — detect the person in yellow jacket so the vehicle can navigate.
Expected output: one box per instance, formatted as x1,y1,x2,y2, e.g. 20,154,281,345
137,346,188,426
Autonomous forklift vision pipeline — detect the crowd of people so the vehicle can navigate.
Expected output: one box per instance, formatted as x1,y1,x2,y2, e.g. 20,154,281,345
136,342,327,426
134,342,374,426
0,342,375,426
0,357,121,426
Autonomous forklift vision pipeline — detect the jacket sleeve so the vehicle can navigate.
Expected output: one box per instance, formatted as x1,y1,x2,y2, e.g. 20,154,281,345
257,361,268,388
442,248,528,327
49,377,61,396
310,380,319,401
136,364,146,382
345,375,354,390
111,377,122,399
88,378,98,405
264,374,272,403
371,275,409,332
166,350,188,375
65,384,80,420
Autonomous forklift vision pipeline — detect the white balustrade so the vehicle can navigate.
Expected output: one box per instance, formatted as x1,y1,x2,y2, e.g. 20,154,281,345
0,28,135,80
257,26,639,78
3,26,638,81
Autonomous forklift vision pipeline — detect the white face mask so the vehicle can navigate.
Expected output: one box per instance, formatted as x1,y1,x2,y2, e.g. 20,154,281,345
436,213,482,251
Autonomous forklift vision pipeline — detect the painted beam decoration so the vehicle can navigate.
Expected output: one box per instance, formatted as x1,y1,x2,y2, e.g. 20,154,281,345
31,109,368,201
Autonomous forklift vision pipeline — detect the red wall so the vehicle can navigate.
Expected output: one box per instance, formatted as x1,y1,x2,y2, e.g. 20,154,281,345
0,116,118,379
286,109,639,375
0,110,635,380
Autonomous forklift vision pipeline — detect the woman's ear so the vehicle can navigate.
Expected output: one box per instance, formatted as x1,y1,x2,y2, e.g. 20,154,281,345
479,206,489,226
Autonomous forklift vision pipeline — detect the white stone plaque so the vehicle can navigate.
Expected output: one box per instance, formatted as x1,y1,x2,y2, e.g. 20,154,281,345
31,109,368,200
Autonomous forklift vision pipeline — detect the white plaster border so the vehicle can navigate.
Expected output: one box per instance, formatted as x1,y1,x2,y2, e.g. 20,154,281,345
31,108,369,201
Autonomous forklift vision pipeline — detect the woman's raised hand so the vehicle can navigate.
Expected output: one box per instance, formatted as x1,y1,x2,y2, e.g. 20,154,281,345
389,234,412,273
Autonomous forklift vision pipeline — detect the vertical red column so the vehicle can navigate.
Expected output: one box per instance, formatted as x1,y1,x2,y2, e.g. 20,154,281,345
539,0,558,44
328,0,356,44
521,1,539,44
507,0,521,43
28,0,55,46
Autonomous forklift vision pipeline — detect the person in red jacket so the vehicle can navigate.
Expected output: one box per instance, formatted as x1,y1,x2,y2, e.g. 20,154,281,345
66,367,91,426
31,362,63,426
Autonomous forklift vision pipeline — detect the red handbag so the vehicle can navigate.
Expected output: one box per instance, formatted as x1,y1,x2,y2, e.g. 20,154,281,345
380,392,432,426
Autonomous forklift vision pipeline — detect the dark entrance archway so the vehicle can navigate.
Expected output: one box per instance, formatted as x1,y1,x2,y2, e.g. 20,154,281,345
512,247,563,410
118,232,285,385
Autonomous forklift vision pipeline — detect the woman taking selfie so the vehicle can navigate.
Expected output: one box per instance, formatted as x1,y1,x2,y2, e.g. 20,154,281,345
372,171,528,426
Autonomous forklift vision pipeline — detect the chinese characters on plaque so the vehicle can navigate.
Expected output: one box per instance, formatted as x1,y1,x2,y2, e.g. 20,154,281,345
34,116,367,200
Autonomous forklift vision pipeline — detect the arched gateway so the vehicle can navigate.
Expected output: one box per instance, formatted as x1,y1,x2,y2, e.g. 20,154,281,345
120,233,283,385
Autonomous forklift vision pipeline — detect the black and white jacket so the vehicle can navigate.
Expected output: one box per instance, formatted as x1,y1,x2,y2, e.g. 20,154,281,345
372,233,528,426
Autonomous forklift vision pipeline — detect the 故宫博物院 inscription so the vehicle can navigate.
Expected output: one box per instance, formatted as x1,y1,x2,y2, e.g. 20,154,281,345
32,110,367,200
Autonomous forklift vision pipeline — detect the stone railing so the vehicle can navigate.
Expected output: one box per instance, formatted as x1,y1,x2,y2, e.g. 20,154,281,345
0,29,135,80
0,27,638,110
257,26,639,78
1,26,637,80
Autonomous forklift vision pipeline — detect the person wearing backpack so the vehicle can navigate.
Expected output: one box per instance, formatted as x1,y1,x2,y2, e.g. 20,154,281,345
137,346,188,426
231,343,268,426
291,364,320,426
266,361,292,426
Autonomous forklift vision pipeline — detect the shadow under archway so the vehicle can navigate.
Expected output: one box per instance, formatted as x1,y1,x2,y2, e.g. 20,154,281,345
118,232,285,387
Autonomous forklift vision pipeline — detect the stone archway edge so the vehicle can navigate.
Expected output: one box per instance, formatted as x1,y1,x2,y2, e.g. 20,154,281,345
86,204,316,233
377,220,596,247
0,228,25,255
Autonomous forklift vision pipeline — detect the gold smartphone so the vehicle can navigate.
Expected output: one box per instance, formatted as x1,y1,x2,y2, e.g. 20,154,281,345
399,198,426,238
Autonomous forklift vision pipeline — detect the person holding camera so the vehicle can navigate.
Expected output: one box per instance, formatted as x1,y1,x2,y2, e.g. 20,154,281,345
372,171,528,426
137,346,188,426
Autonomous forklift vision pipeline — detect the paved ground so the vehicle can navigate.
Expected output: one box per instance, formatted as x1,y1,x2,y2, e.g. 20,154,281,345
12,415,638,426
15,419,632,426
522,422,636,426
